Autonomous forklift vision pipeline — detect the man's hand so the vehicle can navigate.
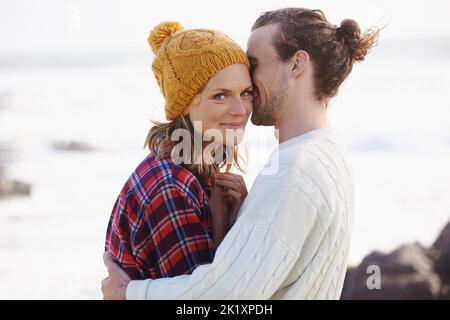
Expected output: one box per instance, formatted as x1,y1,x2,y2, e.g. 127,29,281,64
101,252,131,300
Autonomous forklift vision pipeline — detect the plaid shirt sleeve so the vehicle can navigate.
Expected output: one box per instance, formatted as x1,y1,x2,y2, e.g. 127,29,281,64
106,172,216,280
144,182,215,277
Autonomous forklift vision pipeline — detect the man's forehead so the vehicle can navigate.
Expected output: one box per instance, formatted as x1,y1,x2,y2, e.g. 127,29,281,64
246,24,278,60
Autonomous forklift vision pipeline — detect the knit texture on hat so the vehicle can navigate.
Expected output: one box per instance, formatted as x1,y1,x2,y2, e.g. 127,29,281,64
148,21,250,120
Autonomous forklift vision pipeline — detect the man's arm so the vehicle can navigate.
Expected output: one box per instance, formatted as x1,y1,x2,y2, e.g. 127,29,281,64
125,178,323,299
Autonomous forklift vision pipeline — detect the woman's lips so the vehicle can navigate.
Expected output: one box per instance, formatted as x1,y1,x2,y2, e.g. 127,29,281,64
220,123,245,129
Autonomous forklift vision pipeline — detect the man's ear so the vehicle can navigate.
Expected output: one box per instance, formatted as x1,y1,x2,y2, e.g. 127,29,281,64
290,50,309,79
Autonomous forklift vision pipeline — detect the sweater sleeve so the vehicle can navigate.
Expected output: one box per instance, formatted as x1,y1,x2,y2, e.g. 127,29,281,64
126,177,322,299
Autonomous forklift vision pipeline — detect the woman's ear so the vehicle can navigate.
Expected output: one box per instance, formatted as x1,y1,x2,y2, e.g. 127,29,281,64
290,50,309,79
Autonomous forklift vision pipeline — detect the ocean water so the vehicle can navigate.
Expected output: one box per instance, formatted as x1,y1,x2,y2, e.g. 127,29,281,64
1,42,450,299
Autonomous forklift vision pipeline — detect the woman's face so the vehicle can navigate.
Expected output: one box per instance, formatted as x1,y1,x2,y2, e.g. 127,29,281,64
186,63,253,147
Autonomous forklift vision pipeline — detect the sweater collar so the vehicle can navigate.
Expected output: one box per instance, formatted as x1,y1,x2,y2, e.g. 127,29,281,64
276,126,335,152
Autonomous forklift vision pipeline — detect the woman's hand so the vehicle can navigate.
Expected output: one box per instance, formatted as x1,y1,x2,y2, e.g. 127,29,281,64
215,172,248,227
208,184,229,247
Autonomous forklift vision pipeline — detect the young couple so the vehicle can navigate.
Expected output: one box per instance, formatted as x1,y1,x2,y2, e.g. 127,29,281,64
102,7,379,299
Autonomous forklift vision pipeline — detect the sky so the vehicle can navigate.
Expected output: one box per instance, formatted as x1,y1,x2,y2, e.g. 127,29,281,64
1,0,450,56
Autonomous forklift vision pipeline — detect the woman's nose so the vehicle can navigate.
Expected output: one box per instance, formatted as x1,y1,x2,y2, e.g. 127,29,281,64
230,98,248,116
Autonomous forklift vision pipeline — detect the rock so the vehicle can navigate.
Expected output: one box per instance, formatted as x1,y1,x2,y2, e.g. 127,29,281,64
340,266,357,300
431,222,450,297
433,222,450,253
52,140,94,152
0,144,31,198
0,175,31,198
341,243,441,299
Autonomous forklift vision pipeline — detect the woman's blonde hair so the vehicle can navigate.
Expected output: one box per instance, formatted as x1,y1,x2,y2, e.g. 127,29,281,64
144,114,245,185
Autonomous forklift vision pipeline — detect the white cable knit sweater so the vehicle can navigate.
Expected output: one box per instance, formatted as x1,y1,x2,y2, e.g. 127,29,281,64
126,126,355,300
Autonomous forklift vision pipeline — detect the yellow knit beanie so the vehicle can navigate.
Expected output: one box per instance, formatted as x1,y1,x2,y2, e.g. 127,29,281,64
148,21,250,120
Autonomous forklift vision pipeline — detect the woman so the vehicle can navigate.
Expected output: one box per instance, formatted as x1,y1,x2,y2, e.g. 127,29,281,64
105,21,253,280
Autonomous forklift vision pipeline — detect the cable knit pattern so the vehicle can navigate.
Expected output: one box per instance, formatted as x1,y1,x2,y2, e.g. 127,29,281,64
126,126,355,300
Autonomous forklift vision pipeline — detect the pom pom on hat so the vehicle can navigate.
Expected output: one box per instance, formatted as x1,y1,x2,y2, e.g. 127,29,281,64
148,21,184,53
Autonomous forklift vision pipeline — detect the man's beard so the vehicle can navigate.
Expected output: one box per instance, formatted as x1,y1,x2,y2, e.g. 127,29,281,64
251,74,288,126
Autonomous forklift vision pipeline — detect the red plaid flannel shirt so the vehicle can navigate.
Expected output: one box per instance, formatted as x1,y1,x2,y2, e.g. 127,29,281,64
105,154,216,280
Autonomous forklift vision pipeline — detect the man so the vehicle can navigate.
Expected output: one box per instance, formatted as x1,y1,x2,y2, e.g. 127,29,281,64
101,7,378,299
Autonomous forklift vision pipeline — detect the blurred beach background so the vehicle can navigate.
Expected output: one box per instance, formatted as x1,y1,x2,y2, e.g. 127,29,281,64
0,0,449,299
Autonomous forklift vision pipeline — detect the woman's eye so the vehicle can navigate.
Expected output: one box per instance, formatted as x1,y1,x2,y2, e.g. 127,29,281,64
213,93,226,101
241,90,253,98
